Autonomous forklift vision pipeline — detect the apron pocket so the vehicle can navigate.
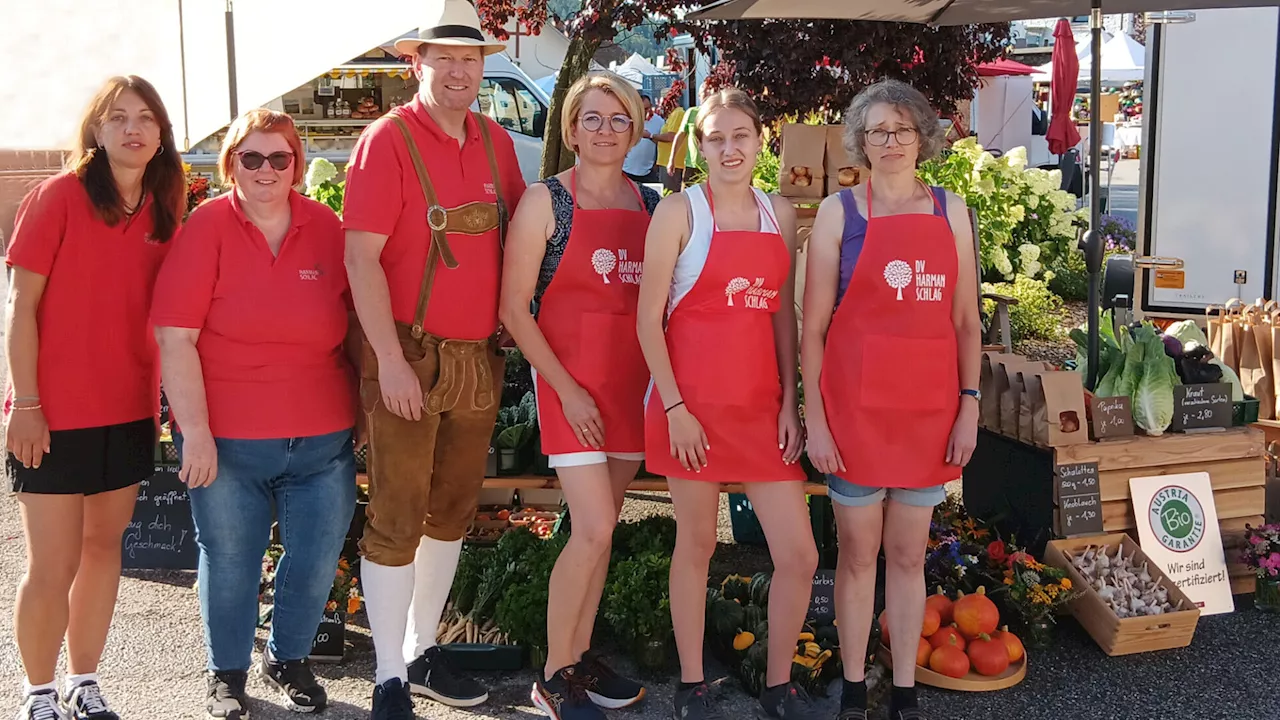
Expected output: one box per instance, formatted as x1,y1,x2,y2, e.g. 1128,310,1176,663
680,320,776,407
577,312,647,389
860,335,954,410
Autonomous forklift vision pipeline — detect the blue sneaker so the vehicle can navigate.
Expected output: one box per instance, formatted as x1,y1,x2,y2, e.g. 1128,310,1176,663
531,666,605,720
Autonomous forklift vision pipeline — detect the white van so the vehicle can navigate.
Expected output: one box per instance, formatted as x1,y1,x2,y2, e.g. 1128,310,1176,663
477,54,551,185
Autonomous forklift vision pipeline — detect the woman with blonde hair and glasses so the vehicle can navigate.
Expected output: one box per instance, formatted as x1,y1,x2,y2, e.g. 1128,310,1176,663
153,108,358,719
802,78,980,720
500,71,659,720
637,88,820,720
7,75,184,720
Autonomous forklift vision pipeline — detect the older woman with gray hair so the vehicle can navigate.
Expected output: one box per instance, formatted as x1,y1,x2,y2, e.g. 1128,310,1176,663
800,78,981,720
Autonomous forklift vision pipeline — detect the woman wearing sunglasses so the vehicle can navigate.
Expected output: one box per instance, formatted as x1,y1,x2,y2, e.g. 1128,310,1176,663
801,79,980,720
637,88,819,720
152,108,358,719
500,72,658,720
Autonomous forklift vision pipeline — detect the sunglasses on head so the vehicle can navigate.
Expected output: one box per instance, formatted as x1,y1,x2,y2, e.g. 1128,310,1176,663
236,150,294,171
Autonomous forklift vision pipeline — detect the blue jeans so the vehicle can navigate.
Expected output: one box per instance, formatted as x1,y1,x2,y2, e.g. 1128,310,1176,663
177,429,357,671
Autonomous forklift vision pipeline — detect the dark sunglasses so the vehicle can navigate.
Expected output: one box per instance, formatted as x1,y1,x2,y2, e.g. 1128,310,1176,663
236,150,294,171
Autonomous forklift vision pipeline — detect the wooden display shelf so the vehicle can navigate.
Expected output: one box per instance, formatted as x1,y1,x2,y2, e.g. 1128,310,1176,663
356,473,829,497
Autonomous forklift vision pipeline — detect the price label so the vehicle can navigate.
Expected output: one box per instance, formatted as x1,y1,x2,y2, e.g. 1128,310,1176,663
1170,383,1232,432
1090,395,1135,439
807,569,836,622
1054,462,1104,536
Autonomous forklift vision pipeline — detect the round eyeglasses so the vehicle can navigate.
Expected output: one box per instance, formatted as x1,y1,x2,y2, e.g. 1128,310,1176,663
865,127,919,147
579,112,633,134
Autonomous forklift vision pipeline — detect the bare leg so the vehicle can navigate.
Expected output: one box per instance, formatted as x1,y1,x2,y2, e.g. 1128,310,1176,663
832,500,885,682
543,462,622,678
882,500,934,689
65,484,139,673
15,493,85,686
667,478,720,684
746,482,819,688
570,458,638,660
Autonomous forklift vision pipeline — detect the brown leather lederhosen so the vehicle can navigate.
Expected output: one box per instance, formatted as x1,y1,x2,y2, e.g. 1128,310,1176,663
358,113,510,564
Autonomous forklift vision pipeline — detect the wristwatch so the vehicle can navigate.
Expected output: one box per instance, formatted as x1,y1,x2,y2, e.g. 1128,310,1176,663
960,388,981,401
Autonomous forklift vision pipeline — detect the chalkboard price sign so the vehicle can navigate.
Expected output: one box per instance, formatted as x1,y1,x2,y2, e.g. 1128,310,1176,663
121,466,199,571
1170,383,1232,432
1090,395,1135,439
1054,462,1104,537
807,569,836,622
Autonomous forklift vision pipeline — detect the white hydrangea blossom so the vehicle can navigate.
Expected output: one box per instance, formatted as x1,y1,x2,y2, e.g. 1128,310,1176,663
305,157,338,190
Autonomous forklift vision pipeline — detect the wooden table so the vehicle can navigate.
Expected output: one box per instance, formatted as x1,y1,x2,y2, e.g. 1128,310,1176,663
357,473,829,497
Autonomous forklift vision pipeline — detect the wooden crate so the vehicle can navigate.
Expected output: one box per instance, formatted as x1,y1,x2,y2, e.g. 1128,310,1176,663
1054,428,1266,585
1045,533,1200,656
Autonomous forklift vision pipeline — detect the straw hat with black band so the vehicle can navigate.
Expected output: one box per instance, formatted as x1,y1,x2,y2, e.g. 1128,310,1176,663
394,0,507,57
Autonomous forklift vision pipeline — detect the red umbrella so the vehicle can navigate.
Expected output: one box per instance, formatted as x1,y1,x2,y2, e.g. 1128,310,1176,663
976,58,1038,77
1047,18,1082,155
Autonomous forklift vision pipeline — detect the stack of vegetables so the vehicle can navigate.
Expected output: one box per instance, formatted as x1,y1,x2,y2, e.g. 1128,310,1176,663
707,572,841,696
881,587,1025,680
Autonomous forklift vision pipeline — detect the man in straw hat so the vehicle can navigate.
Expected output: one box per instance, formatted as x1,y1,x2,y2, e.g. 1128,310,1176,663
342,0,525,715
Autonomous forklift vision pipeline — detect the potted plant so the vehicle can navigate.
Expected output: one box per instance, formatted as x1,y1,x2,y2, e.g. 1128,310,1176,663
602,552,674,670
493,392,537,475
1242,523,1280,612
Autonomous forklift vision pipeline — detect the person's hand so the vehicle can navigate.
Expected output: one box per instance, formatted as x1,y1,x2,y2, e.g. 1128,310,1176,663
946,400,979,467
805,420,845,475
378,353,424,421
667,405,709,473
6,406,50,470
666,159,677,176
561,384,605,449
354,410,369,452
778,405,804,464
179,428,219,488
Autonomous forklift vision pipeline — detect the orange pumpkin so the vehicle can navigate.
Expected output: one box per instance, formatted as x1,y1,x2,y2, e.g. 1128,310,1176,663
991,626,1025,663
953,586,1000,639
928,636,970,678
925,586,954,625
966,633,1011,677
928,624,967,652
878,609,891,647
916,636,932,667
920,607,941,638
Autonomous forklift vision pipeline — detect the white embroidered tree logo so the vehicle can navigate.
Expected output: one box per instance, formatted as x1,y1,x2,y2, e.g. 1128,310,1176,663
725,277,750,306
591,249,617,284
884,260,913,301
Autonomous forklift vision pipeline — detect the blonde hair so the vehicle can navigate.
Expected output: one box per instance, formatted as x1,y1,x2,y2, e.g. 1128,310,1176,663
218,108,306,187
694,87,763,142
560,72,646,151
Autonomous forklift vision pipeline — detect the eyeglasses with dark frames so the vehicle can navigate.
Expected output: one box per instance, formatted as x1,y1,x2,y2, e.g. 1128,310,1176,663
236,150,294,171
865,127,919,147
579,112,634,134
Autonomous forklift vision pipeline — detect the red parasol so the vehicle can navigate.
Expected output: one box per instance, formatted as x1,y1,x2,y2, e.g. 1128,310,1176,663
976,57,1037,77
1046,18,1082,155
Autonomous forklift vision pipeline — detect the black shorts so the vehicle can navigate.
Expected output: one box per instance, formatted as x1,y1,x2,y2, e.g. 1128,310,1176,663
8,418,155,496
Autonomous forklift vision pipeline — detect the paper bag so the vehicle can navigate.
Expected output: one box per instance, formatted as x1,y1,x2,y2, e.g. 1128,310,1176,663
779,123,826,199
1001,370,1026,438
1018,371,1038,444
980,352,1015,428
1220,299,1243,373
825,125,862,194
1206,305,1224,358
1040,371,1089,446
1023,372,1050,446
1241,305,1275,419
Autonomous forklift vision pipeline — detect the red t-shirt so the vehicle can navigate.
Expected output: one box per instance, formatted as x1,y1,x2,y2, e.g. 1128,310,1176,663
342,97,526,340
150,190,355,440
5,172,171,431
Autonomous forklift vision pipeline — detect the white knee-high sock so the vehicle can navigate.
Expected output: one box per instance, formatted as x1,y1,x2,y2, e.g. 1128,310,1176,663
361,558,416,685
404,536,464,663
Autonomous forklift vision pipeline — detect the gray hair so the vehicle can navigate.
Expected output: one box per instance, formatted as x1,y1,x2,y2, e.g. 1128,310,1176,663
842,79,944,168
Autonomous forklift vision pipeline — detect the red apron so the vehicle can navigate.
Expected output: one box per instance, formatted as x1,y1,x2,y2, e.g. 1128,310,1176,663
820,181,960,488
536,171,650,455
644,186,805,483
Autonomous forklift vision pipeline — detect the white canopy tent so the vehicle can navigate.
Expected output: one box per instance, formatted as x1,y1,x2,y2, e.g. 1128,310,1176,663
612,53,663,89
0,0,420,151
1033,32,1146,83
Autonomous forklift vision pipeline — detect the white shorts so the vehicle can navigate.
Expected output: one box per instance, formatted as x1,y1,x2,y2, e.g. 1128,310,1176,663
548,451,646,468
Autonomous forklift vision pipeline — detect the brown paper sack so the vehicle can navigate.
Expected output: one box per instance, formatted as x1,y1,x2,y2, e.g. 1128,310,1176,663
1206,305,1224,359
1040,371,1089,447
1018,371,1038,444
779,123,827,199
824,125,862,194
1001,370,1026,438
1271,309,1280,420
990,355,1026,435
1243,305,1275,419
980,352,1015,429
1220,299,1244,373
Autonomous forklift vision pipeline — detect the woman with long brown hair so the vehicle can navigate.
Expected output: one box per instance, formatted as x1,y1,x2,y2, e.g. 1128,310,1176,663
6,75,184,720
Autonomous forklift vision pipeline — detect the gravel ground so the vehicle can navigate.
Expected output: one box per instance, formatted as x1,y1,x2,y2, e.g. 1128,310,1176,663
1014,300,1088,367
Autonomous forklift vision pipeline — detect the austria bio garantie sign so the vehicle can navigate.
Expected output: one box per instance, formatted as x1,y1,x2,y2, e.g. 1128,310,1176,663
1128,472,1234,615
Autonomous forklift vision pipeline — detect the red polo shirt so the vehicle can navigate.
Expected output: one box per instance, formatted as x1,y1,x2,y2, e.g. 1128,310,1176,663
342,97,525,340
5,172,171,431
150,190,355,440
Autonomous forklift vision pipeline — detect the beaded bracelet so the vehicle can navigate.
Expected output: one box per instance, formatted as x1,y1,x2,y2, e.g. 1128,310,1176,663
11,404,42,411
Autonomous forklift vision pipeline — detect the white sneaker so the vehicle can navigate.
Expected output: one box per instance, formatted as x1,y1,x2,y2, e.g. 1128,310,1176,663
15,690,67,720
62,682,119,720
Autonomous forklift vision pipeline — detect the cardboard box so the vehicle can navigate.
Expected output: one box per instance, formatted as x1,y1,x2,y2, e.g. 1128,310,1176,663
779,123,826,199
824,125,864,194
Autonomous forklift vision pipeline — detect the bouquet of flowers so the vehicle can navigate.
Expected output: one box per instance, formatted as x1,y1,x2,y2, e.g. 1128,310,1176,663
260,546,362,622
1241,523,1280,580
183,162,211,218
994,543,1078,631
925,499,1000,596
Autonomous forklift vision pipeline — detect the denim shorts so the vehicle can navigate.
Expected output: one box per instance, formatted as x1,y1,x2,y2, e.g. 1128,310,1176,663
826,474,947,508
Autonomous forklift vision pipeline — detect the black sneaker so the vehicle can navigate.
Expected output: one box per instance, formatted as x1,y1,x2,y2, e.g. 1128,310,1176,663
406,645,488,707
757,683,823,720
258,648,327,712
206,671,249,720
578,653,645,709
18,690,67,720
370,679,414,720
891,710,928,720
61,682,118,720
531,666,604,720
672,683,725,720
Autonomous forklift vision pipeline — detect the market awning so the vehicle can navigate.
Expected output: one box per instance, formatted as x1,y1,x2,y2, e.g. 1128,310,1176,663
977,58,1039,77
1032,31,1146,83
0,1,420,151
690,0,1280,24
